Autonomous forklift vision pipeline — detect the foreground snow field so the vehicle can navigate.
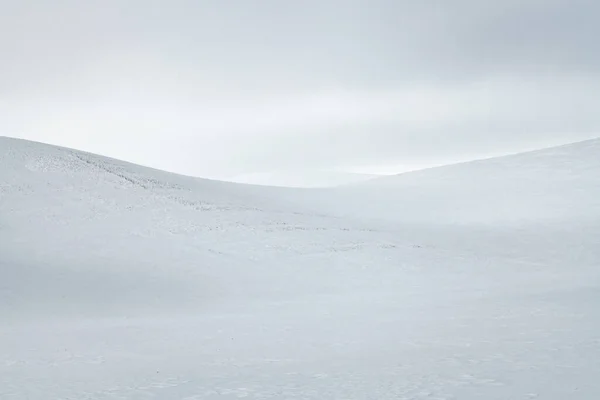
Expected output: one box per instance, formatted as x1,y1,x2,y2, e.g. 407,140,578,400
1,136,599,399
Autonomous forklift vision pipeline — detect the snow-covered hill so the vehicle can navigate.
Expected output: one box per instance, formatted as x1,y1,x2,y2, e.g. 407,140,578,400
1,136,599,399
287,138,600,266
344,138,600,224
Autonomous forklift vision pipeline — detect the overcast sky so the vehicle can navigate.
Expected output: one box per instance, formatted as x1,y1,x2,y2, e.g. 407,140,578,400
2,0,599,178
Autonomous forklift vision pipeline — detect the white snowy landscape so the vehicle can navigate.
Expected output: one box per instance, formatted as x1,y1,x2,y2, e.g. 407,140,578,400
1,135,599,399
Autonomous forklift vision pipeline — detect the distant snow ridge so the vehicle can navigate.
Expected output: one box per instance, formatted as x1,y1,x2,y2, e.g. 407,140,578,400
1,136,599,400
309,138,600,224
227,169,380,188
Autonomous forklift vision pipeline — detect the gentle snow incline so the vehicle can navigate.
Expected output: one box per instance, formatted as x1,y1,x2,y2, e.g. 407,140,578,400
1,136,599,399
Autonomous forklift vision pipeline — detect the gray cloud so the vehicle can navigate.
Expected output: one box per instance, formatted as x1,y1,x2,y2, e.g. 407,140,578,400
2,0,599,177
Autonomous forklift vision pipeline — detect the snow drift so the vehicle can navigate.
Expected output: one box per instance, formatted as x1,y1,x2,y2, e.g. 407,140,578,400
1,136,599,399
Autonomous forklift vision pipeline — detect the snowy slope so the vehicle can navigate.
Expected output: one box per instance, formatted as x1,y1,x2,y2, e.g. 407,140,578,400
287,138,600,266
0,137,371,318
292,138,600,224
345,138,600,224
1,136,599,399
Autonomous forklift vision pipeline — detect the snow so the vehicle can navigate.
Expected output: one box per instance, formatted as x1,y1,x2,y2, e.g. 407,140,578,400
1,135,599,399
226,169,380,188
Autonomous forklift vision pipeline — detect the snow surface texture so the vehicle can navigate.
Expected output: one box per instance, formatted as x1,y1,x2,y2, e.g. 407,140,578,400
1,136,599,399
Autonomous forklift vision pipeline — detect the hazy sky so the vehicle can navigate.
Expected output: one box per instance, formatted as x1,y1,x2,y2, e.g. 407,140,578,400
2,0,599,178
